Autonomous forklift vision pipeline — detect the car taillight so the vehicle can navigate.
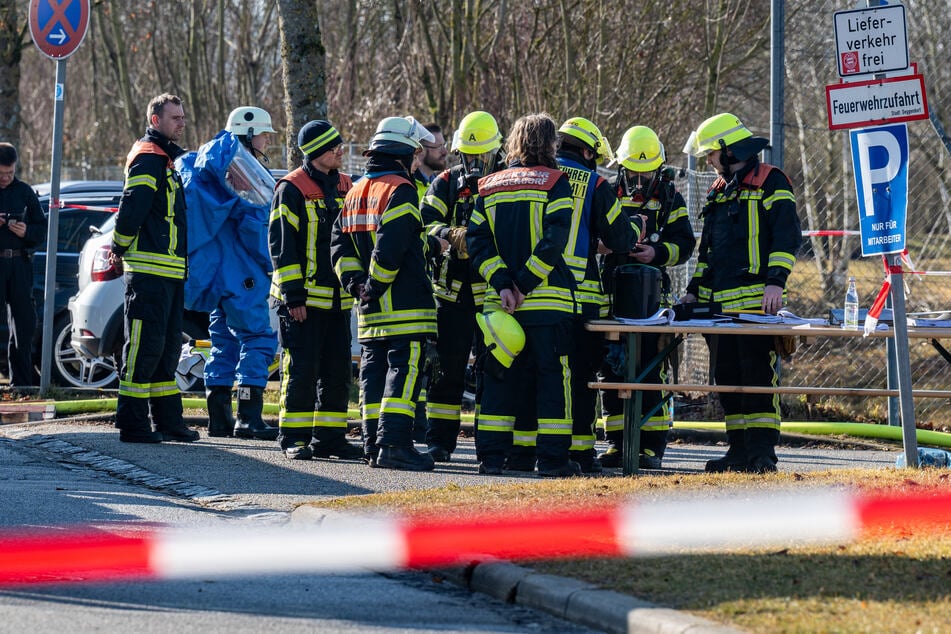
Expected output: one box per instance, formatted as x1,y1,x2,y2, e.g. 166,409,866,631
91,245,122,282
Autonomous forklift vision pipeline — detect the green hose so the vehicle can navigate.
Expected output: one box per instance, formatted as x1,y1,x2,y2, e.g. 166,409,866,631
672,421,951,448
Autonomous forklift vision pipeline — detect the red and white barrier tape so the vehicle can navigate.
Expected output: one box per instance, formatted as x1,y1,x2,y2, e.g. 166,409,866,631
57,203,119,213
0,488,948,586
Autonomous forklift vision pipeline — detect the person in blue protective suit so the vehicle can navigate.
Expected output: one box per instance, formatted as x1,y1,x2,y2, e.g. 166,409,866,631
176,106,280,440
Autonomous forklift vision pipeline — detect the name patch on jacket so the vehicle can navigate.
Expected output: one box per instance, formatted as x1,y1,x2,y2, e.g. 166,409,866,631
478,166,563,194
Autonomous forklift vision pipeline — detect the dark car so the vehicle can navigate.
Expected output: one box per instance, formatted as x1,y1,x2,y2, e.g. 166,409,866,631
0,180,123,387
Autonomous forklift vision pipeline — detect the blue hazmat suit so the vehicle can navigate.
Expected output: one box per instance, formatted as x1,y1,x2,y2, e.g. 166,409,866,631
177,131,278,388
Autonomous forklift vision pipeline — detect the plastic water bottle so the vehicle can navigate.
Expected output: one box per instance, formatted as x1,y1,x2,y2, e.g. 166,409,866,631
843,276,859,330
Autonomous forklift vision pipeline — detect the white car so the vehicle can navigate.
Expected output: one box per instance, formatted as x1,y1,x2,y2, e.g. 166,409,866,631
68,214,212,390
69,215,362,391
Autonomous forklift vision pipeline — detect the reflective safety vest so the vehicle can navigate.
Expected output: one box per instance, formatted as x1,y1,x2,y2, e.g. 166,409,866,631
335,173,437,340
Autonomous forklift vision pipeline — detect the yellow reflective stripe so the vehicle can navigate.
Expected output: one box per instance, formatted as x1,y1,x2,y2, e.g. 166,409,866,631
114,230,135,248
369,259,398,284
525,254,553,280
381,397,416,418
360,308,437,324
513,430,537,447
300,128,340,156
314,411,349,428
279,410,315,429
725,414,746,432
478,256,506,284
150,381,180,397
119,378,151,398
602,414,624,433
478,414,514,433
401,341,423,402
570,436,596,451
126,174,157,190
538,419,572,434
305,200,320,278
380,201,418,225
123,318,142,383
763,188,795,210
362,402,381,419
275,265,303,284
668,205,689,222
167,170,179,255
427,402,461,421
271,203,300,231
664,242,680,266
747,198,760,273
768,251,797,271
422,193,448,218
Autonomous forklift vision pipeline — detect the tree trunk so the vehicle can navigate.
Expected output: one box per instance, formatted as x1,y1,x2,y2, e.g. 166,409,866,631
276,0,327,169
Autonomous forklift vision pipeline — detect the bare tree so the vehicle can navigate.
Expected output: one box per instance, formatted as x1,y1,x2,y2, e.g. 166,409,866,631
0,0,24,146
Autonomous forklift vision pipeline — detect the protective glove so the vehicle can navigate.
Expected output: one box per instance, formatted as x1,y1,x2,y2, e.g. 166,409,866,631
447,226,468,259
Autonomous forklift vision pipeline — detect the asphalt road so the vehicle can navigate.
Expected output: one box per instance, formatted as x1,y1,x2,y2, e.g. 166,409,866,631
0,417,901,632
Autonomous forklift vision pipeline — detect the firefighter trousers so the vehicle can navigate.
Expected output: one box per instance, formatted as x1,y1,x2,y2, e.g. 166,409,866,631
425,299,477,453
276,307,352,449
116,272,184,432
360,337,426,452
477,320,573,471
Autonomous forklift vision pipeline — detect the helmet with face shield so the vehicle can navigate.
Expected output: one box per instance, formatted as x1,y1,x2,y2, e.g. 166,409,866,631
614,125,666,198
453,111,503,182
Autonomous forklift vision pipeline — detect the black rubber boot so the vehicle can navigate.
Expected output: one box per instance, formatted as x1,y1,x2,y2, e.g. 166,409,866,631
376,445,436,472
311,430,364,460
205,386,234,437
233,385,278,441
572,449,603,474
746,427,780,473
705,428,750,472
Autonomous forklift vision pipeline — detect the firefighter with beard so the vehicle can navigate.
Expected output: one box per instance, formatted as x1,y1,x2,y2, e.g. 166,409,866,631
420,111,504,463
598,125,695,469
269,120,364,461
331,116,442,472
681,113,801,473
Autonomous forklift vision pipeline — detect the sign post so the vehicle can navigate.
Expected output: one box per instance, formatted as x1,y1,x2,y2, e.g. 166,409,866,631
29,0,90,394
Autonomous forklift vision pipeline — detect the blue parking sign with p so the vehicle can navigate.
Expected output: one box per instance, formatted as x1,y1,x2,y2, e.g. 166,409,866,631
849,123,909,256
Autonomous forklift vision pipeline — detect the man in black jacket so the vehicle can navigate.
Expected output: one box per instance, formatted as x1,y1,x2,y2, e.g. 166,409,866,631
0,143,46,387
112,93,198,444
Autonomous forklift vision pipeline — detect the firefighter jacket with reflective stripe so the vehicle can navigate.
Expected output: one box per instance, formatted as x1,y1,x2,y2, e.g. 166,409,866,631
113,130,188,279
421,165,489,306
556,153,640,318
686,160,801,312
269,165,353,311
468,163,576,325
603,175,696,304
331,166,437,341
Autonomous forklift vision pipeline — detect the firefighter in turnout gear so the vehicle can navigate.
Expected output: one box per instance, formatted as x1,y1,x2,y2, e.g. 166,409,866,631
551,117,644,473
113,94,199,443
421,110,504,463
331,116,441,472
599,125,696,469
681,112,801,473
467,113,580,478
269,120,363,461
177,106,279,441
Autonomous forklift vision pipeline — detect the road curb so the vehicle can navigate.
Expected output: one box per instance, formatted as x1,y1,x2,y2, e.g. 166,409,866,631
290,504,740,634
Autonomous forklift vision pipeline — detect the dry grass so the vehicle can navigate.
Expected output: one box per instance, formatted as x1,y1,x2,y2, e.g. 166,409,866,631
307,469,951,634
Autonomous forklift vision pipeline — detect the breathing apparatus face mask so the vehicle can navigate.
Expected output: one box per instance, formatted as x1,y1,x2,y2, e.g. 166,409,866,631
622,169,658,200
461,152,496,184
224,142,277,207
